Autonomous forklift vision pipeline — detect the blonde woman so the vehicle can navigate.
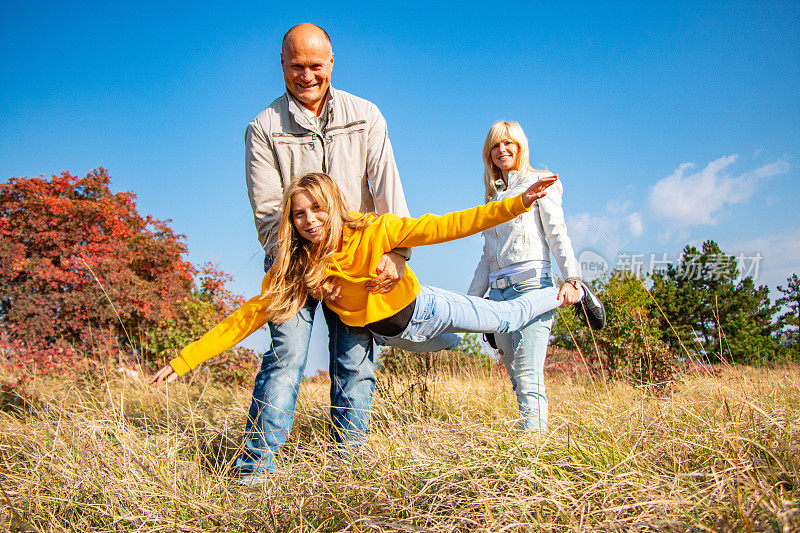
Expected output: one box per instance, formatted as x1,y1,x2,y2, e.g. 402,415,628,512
150,172,563,388
468,121,605,433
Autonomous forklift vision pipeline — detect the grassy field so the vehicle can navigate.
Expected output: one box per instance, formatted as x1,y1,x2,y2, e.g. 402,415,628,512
1,365,799,532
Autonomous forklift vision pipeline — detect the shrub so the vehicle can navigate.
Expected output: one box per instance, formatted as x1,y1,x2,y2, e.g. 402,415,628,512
145,264,257,386
553,272,680,384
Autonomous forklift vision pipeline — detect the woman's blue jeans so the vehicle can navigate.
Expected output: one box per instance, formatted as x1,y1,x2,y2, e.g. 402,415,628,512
489,277,556,433
371,284,560,358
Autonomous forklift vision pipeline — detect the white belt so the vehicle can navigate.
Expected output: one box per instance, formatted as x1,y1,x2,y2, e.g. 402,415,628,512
489,268,545,289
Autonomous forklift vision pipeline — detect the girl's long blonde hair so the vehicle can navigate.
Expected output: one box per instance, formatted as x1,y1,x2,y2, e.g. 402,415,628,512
260,173,367,322
482,120,534,202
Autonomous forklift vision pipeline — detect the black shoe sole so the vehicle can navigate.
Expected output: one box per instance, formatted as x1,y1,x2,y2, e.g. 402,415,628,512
574,282,606,330
484,333,498,350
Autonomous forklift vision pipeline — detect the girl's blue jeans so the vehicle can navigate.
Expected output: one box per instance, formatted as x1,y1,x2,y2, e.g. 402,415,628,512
371,284,559,365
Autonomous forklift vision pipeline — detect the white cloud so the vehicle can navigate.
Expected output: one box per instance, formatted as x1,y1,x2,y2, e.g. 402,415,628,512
606,199,632,216
656,232,672,245
567,193,647,261
751,159,790,178
568,212,645,263
567,213,619,251
627,212,644,237
721,230,800,292
648,155,789,227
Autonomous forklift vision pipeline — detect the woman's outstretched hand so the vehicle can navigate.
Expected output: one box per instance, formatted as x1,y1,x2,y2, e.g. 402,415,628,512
149,364,179,386
557,281,582,308
522,174,558,207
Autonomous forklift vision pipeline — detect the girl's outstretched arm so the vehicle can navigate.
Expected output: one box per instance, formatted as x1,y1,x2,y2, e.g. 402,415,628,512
148,273,277,384
381,175,558,250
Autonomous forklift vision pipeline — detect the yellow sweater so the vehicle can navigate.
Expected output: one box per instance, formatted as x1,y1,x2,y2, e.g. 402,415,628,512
170,193,530,376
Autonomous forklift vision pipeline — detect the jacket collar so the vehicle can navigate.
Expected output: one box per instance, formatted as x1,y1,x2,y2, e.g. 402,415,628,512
285,86,337,132
496,170,524,193
506,170,524,188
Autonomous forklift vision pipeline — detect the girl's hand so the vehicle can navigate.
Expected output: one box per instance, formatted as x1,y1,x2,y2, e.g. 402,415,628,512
522,174,558,207
149,364,179,386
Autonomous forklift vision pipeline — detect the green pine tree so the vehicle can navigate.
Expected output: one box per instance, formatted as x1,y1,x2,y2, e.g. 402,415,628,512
651,240,778,364
776,274,800,360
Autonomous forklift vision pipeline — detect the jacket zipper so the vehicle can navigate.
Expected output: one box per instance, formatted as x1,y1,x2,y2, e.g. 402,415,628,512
319,132,327,173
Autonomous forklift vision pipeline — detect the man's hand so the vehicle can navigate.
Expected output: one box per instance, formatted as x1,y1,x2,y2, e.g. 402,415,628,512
556,281,581,308
522,174,558,207
149,364,179,386
365,251,407,293
320,277,343,303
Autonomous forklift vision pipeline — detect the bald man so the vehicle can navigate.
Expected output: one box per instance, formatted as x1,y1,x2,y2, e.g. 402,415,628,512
240,23,411,482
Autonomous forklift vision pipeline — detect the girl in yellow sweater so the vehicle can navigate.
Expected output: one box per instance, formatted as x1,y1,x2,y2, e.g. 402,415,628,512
151,172,564,385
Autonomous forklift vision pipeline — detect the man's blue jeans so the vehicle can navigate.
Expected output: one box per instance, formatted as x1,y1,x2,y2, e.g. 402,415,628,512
236,257,375,475
490,278,556,433
371,284,559,354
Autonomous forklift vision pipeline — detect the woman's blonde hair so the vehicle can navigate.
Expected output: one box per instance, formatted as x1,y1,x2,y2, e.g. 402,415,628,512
259,173,367,322
482,120,533,202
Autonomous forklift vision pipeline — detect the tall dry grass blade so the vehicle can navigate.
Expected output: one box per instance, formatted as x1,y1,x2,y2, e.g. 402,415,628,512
0,482,40,533
579,302,608,381
555,307,599,393
79,256,139,367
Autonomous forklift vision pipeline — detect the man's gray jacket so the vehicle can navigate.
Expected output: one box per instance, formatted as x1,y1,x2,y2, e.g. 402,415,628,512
246,87,410,254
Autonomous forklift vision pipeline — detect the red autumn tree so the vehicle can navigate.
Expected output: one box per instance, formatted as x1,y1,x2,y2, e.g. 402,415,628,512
0,169,195,368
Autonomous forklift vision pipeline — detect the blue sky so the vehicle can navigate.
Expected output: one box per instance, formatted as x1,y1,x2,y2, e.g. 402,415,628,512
2,2,799,374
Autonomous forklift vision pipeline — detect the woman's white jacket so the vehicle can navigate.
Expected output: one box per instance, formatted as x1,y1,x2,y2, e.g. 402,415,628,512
467,170,582,297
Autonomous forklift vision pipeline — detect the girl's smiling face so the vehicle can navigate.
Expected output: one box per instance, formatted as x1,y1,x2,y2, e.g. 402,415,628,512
291,190,329,243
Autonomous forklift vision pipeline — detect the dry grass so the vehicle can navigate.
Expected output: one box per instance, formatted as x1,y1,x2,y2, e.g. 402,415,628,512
1,366,799,532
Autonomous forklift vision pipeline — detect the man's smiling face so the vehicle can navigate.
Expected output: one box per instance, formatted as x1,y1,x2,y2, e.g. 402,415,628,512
281,26,334,115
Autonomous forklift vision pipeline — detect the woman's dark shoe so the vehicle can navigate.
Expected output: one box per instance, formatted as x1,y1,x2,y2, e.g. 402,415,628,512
574,281,606,330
